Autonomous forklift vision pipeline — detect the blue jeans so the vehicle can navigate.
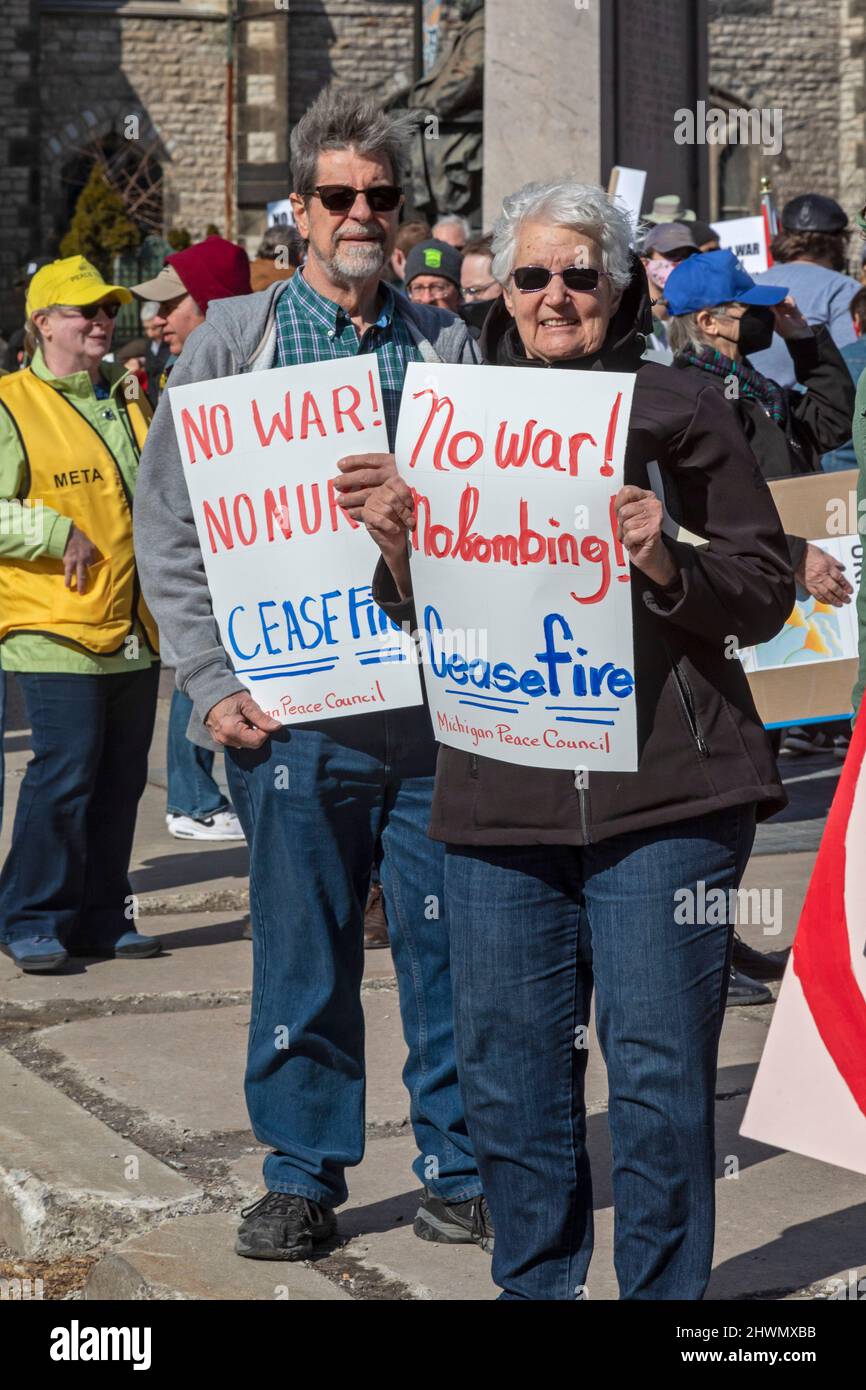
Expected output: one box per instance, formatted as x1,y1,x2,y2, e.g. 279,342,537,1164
225,706,480,1208
446,804,756,1301
0,667,159,947
166,688,229,820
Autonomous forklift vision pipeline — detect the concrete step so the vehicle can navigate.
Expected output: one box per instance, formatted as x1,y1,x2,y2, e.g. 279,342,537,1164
0,913,251,1023
0,1051,202,1258
35,988,408,1141
84,1212,351,1301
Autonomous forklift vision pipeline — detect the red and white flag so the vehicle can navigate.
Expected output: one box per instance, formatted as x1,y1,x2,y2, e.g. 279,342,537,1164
741,711,866,1173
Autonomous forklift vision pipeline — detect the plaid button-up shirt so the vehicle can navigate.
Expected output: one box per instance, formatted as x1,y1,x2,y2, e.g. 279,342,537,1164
274,270,422,448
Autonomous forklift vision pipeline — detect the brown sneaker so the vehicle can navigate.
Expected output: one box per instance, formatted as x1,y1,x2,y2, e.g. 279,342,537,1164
364,882,389,949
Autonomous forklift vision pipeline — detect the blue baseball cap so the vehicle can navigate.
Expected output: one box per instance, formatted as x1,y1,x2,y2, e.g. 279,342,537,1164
664,249,787,316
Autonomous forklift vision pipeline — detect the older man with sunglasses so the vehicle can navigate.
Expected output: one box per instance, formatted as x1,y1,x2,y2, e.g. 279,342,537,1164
135,90,489,1262
0,256,161,973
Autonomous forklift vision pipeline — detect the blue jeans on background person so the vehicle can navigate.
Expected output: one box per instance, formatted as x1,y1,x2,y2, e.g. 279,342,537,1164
0,667,160,949
225,706,481,1209
166,687,229,820
446,804,757,1301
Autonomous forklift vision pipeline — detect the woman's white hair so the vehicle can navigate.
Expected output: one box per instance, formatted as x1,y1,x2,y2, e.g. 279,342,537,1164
491,180,634,290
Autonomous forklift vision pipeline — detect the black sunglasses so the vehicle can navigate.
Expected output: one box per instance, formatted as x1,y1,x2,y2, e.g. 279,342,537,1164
60,300,122,321
312,184,403,213
512,265,603,293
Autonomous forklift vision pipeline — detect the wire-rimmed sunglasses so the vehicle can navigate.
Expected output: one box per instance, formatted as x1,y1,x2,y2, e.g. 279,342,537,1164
312,184,403,213
512,265,604,293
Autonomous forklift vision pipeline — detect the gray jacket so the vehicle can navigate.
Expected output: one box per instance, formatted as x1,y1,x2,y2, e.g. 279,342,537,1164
134,278,479,742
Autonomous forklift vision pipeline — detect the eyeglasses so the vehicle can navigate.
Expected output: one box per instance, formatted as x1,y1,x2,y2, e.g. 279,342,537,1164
512,266,604,293
408,281,455,302
312,184,403,213
57,301,122,321
462,280,498,299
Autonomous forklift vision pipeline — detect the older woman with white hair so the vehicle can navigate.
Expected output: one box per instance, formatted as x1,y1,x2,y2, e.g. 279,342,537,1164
364,180,795,1299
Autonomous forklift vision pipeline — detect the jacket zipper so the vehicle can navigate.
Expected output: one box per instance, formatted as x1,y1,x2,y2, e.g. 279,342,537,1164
469,753,478,778
671,660,709,758
577,781,591,844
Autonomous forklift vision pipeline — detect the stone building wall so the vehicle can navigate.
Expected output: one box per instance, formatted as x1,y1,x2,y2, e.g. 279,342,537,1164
15,1,866,336
38,8,228,250
288,0,418,123
708,0,866,227
0,0,41,337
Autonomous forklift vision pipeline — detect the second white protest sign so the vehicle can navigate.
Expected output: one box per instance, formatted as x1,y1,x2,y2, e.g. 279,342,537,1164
395,362,638,771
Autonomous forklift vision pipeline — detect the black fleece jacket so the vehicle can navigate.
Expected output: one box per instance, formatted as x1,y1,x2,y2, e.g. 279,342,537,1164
373,258,795,845
673,327,856,569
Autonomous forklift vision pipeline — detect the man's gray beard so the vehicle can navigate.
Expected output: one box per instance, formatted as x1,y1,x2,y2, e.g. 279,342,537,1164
317,238,386,286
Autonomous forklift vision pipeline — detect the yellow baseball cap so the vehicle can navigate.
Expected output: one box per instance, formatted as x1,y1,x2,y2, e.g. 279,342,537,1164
26,255,133,317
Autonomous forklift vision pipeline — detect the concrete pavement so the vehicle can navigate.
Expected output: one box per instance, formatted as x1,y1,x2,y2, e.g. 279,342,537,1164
1,674,865,1300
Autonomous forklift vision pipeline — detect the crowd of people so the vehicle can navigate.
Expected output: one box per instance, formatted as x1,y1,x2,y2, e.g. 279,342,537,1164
0,86,864,1299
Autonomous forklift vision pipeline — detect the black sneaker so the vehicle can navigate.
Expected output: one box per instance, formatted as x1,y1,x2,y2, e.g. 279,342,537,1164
414,1189,494,1251
235,1192,336,1260
731,933,789,982
726,966,772,1007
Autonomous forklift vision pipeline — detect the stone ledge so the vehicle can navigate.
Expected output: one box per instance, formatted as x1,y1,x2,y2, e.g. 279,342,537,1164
0,1051,202,1258
84,1213,351,1300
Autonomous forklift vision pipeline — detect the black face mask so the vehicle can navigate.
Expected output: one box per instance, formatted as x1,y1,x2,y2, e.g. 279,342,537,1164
736,305,776,356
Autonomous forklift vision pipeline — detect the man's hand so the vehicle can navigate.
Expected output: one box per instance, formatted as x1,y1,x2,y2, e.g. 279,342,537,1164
204,692,282,749
332,453,398,522
362,476,416,600
614,485,677,589
772,295,812,341
795,542,853,607
63,524,100,594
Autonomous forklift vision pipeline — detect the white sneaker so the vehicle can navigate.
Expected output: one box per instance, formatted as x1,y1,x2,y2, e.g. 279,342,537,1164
166,810,246,841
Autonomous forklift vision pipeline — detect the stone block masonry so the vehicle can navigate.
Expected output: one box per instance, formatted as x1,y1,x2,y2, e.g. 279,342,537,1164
0,0,41,338
708,0,866,247
39,12,228,250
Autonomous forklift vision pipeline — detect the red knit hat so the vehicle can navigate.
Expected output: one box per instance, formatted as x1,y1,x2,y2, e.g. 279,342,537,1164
166,236,251,313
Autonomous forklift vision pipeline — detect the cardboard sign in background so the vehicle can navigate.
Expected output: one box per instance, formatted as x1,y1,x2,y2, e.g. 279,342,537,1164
396,363,637,771
745,471,860,727
169,355,422,725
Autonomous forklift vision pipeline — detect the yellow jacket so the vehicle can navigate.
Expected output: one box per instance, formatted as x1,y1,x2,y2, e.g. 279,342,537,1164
0,368,159,655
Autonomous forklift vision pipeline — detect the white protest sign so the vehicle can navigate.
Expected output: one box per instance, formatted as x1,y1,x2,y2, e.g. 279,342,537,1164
711,215,769,275
608,166,647,232
395,363,637,771
169,355,422,724
266,198,296,228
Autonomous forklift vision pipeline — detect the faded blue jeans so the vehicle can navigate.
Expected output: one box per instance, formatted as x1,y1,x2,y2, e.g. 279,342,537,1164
166,688,229,821
446,804,756,1301
225,706,480,1208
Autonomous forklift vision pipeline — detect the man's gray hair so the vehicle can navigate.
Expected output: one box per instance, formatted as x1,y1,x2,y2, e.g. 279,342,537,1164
140,300,160,323
491,180,634,290
434,213,472,240
290,88,418,198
